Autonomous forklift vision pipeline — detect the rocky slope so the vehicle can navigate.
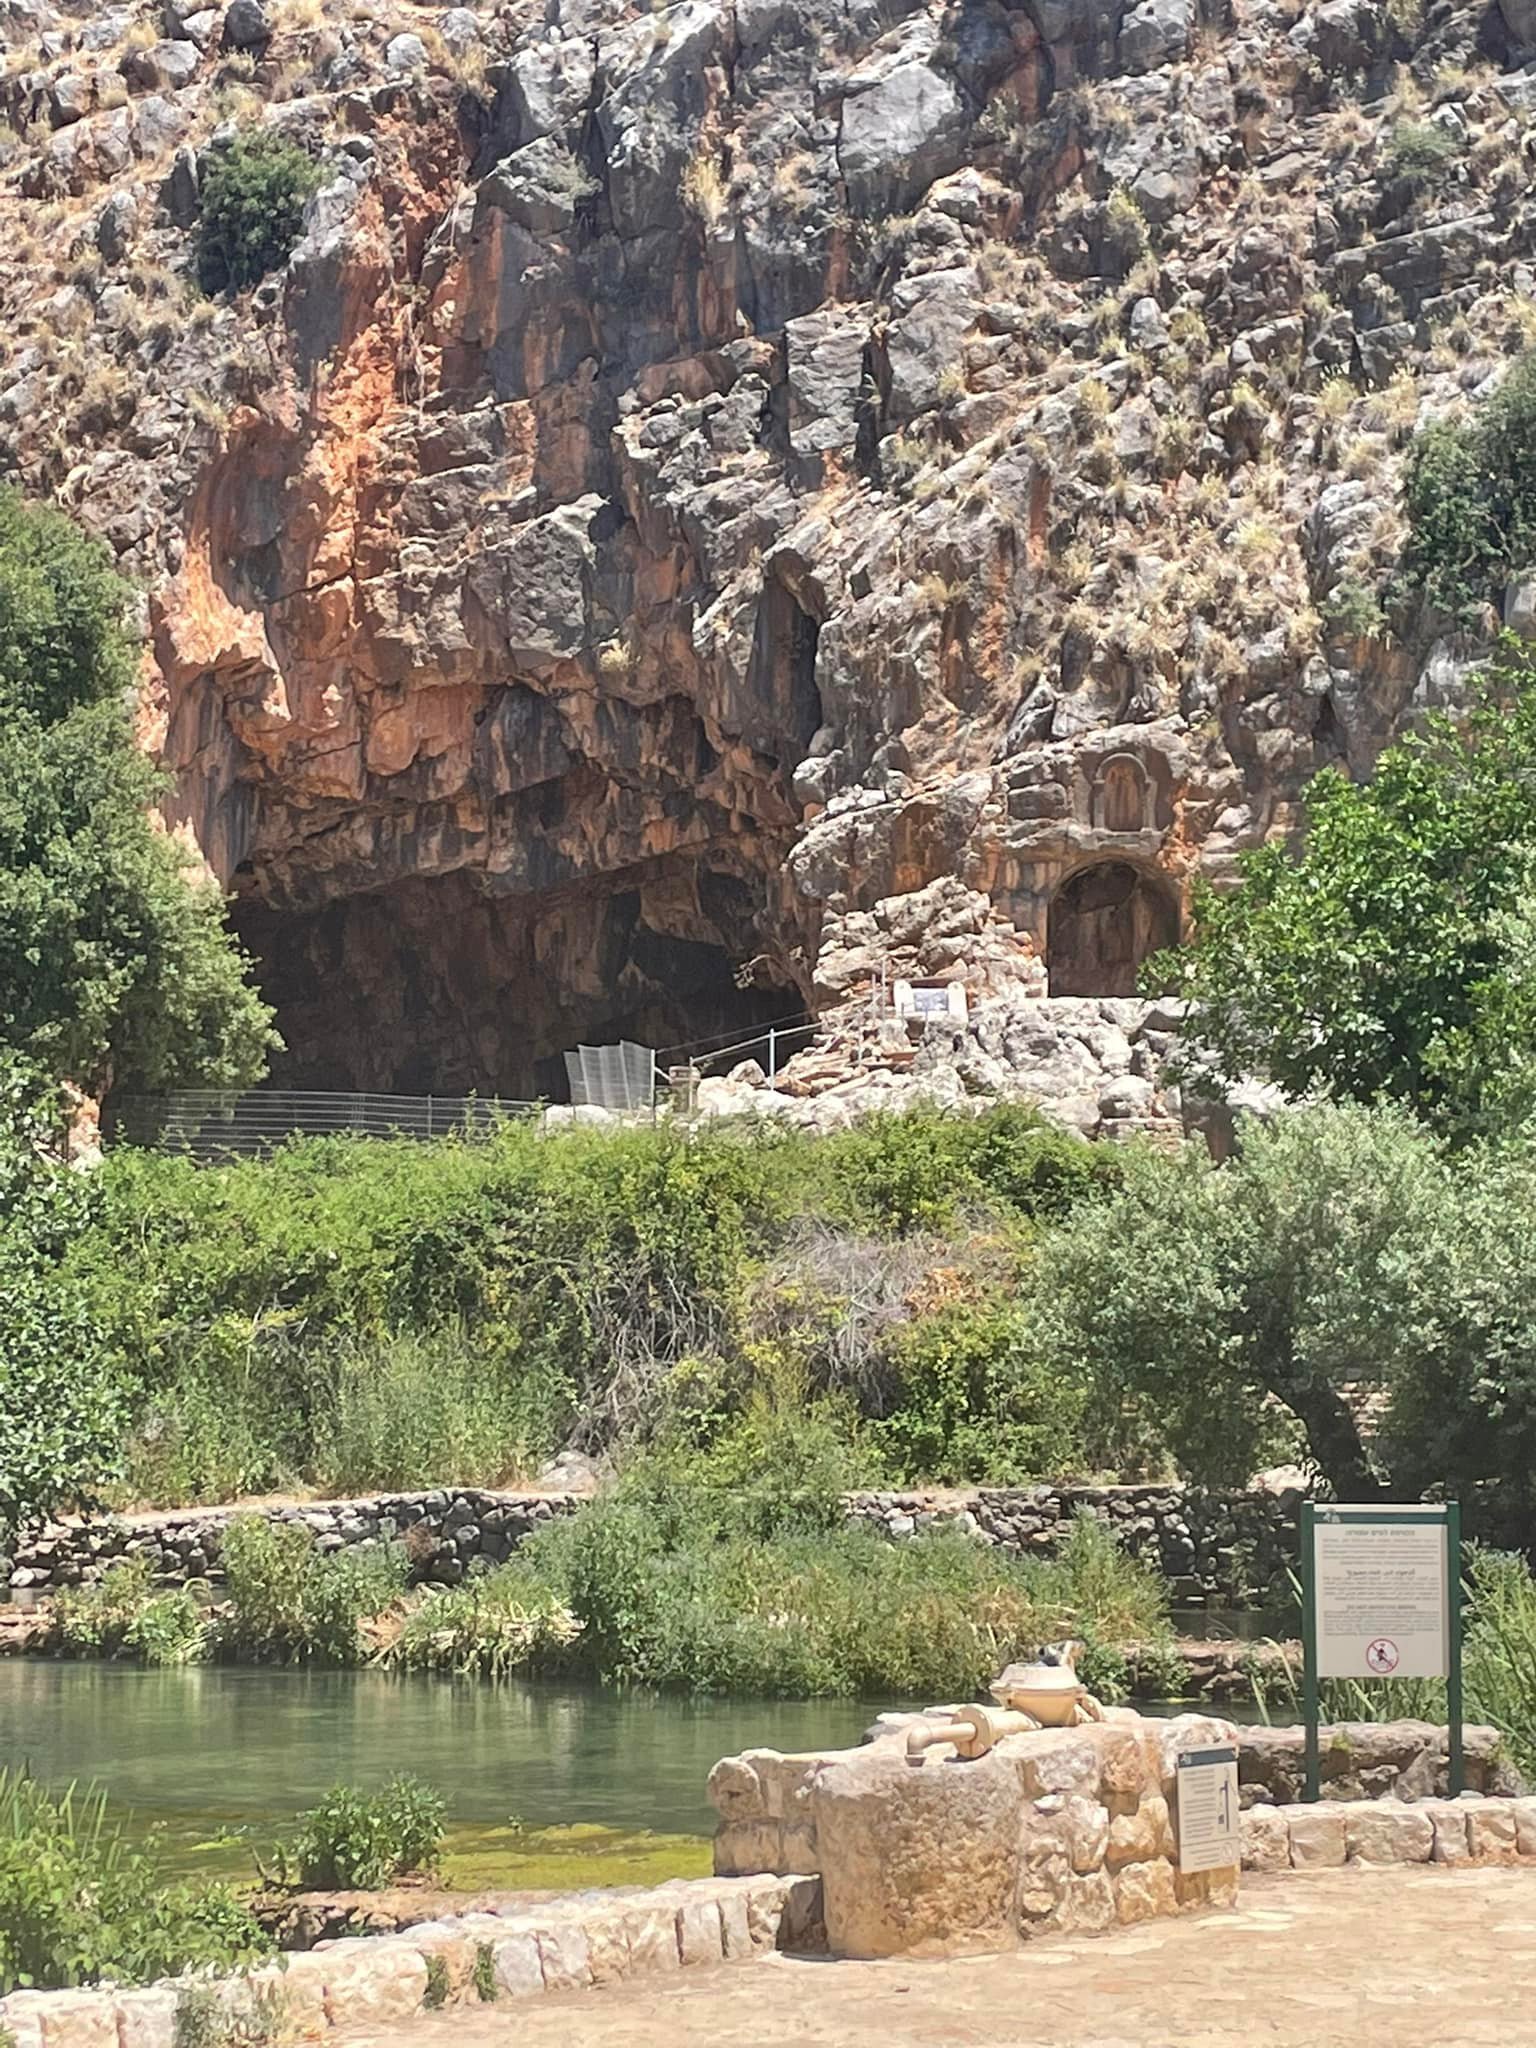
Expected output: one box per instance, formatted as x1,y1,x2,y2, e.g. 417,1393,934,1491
1,0,1531,1101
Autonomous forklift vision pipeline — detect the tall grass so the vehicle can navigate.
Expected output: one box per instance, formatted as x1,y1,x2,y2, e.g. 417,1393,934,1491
0,1771,267,1992
1248,1548,1536,1778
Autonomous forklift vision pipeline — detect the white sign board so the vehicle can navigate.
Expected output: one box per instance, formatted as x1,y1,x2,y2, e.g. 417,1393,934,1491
1313,1507,1450,1681
1176,1745,1240,1874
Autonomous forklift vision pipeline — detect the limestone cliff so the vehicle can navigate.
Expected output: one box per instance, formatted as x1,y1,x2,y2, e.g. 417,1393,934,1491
1,0,1530,1098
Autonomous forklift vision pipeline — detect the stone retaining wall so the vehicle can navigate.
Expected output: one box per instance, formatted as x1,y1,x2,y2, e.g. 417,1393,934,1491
1239,1721,1522,1804
1241,1794,1536,1870
0,1873,824,2048
5,1483,1299,1603
4,1491,583,1595
846,1484,1299,1604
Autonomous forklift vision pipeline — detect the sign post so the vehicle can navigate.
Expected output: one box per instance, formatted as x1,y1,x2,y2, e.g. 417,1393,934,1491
1300,1501,1462,1802
1176,1744,1240,1874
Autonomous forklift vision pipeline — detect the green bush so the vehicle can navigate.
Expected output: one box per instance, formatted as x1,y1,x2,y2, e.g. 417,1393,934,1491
0,490,273,1099
195,129,323,294
0,1772,267,1992
1401,352,1536,615
279,1776,444,1891
53,1557,207,1666
1156,648,1536,1133
519,1458,1174,1699
218,1517,405,1664
385,1569,581,1680
1383,118,1461,186
875,1300,1089,1484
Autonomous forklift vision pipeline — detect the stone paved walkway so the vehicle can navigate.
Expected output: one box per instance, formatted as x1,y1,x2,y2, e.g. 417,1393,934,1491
335,1866,1536,2048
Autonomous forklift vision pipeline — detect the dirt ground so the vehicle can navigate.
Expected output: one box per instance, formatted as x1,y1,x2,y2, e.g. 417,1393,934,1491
335,1865,1536,2048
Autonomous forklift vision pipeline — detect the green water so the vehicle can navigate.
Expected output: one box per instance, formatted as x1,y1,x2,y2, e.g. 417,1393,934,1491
0,1660,882,1889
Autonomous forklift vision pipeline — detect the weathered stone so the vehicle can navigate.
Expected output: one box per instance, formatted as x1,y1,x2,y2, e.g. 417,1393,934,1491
811,1745,1024,1958
535,1920,593,1991
1240,1805,1291,1873
490,1931,546,2000
1467,1799,1520,1865
1344,1801,1434,1866
1286,1807,1348,1869
1113,1857,1178,1924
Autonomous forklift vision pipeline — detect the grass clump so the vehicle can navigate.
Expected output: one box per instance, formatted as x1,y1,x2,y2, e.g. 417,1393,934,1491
0,1771,268,1993
385,1571,581,1680
195,128,323,294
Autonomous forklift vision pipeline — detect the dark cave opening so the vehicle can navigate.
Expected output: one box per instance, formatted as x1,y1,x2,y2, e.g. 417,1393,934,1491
231,865,808,1104
1047,861,1180,998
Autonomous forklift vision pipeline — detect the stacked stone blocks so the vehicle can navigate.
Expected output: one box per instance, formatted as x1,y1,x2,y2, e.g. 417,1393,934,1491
0,1874,822,2048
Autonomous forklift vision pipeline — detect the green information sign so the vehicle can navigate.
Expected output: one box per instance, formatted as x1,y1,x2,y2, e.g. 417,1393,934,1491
1300,1501,1463,1802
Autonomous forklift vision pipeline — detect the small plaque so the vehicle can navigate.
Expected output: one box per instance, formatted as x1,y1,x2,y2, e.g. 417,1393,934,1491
1176,1744,1240,1874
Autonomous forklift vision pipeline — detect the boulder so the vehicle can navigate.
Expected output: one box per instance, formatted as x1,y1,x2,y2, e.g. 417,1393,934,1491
221,0,268,47
809,1744,1024,1957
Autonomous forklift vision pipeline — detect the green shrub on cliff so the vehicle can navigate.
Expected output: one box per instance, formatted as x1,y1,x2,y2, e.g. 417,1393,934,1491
194,128,323,295
1153,646,1536,1134
1400,351,1536,616
0,489,274,1098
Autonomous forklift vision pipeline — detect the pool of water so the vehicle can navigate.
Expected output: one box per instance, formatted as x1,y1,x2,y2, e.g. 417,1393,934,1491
0,1660,883,1886
0,1660,1263,1889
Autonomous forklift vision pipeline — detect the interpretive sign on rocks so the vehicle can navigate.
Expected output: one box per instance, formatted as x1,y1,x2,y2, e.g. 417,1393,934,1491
1176,1745,1240,1875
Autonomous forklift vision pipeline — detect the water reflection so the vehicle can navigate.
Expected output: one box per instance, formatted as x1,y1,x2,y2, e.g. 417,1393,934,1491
0,1660,879,1841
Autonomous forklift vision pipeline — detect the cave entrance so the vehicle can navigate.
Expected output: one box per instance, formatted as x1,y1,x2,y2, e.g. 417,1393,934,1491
231,865,809,1104
1047,862,1179,998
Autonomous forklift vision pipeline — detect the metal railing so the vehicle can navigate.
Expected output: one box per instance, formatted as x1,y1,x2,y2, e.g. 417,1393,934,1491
112,1090,541,1162
656,1014,820,1085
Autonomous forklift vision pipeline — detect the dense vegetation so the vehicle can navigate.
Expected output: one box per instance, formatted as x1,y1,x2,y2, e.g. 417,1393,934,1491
13,1080,1536,1540
1159,647,1536,1135
1401,350,1536,618
195,128,324,294
17,1103,1124,1524
0,1770,267,1994
0,491,274,1101
52,1483,1181,1703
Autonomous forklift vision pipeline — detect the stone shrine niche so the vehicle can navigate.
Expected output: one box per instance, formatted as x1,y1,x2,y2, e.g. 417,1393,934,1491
1047,861,1179,997
1091,752,1151,833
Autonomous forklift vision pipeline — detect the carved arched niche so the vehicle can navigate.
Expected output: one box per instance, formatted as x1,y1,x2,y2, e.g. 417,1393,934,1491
1047,861,1180,998
1091,753,1151,833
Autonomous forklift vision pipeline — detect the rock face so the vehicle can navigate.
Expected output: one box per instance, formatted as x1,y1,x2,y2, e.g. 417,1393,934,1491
0,0,1531,1098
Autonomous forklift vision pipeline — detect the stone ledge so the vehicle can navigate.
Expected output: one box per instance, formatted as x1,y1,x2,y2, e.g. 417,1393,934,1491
1240,1795,1536,1872
0,1874,824,2048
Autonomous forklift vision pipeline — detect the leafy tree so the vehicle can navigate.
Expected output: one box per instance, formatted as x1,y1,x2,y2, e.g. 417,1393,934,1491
1037,1102,1449,1498
1155,646,1536,1132
0,1060,126,1534
0,488,275,1096
1400,349,1536,616
195,128,323,295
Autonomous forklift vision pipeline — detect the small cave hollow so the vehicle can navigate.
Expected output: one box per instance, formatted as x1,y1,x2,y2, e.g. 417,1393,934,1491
1047,861,1180,998
748,577,823,767
229,866,808,1104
